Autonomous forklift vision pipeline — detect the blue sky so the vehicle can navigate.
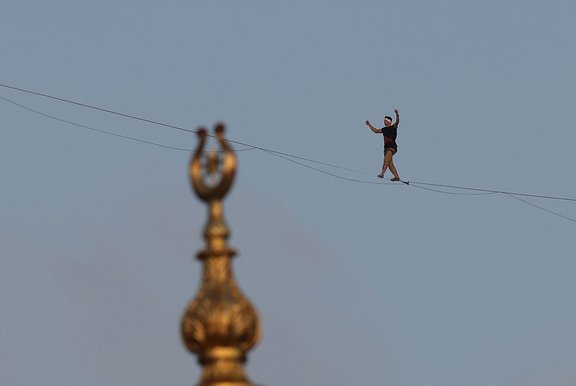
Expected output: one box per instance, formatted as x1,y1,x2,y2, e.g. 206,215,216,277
1,1,576,385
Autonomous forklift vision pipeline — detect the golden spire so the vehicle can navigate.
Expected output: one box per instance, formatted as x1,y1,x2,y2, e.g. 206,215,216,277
181,123,260,386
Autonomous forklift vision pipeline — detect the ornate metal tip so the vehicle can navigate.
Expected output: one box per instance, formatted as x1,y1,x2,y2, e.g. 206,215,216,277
182,123,260,386
214,122,225,135
190,124,236,202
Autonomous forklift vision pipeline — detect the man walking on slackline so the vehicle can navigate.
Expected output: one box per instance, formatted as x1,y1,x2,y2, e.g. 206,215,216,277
365,109,401,181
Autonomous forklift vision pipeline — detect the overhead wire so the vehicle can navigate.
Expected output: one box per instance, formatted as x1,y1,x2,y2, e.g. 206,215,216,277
269,151,576,222
263,149,400,186
0,95,254,152
0,96,193,152
408,181,576,202
1,82,575,223
0,83,370,176
0,91,492,189
409,183,499,196
504,193,576,224
407,182,576,222
0,83,200,135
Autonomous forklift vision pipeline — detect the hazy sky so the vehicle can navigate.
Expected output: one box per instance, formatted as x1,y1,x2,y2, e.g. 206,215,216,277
2,1,576,385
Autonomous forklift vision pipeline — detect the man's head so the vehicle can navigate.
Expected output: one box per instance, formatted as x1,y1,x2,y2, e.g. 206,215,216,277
384,116,392,127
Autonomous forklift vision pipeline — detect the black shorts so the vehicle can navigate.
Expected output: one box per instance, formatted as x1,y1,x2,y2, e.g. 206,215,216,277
384,147,397,154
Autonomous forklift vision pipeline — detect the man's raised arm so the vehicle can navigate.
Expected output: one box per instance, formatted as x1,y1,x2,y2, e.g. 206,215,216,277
365,120,381,133
394,109,400,127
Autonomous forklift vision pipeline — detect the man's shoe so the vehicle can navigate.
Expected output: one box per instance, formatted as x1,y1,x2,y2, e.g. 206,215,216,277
390,177,400,181
377,174,384,178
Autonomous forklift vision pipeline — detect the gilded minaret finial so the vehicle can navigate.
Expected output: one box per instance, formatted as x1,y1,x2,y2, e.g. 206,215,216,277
182,123,260,386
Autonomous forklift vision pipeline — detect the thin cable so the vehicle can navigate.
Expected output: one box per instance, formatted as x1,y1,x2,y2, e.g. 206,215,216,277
409,183,498,196
0,83,371,175
2,83,575,204
2,86,575,224
504,193,576,223
0,96,254,152
411,181,576,223
0,83,200,135
260,148,374,176
409,180,576,222
0,96,192,151
409,181,576,202
263,149,400,186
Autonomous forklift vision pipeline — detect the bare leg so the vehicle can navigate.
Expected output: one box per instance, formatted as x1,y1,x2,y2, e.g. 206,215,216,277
378,162,388,178
378,150,389,177
384,149,400,180
388,158,400,179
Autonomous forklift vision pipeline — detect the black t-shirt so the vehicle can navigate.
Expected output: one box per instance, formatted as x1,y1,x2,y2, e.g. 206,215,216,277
381,123,398,149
